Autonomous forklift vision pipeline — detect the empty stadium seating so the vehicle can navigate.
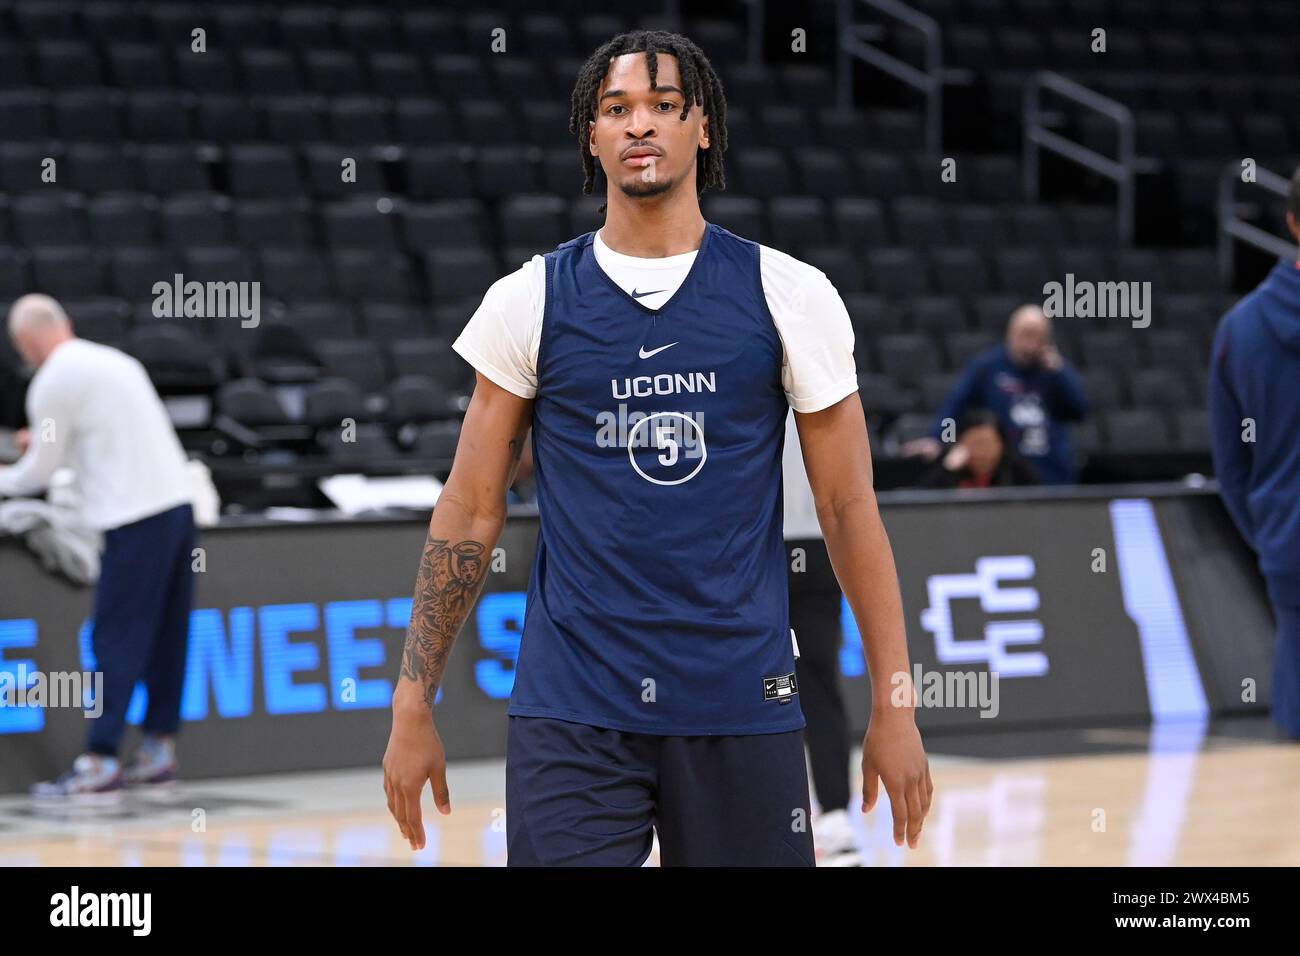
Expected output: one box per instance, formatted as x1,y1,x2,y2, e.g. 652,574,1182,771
0,0,1277,504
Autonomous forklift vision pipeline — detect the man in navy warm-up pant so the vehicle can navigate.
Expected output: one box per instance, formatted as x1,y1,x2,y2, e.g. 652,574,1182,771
0,295,197,798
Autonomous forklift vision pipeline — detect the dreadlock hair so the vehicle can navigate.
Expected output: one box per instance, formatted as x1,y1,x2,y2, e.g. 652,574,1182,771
568,30,728,215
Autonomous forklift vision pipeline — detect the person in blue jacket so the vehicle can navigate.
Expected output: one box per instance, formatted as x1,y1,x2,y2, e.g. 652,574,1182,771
1209,166,1300,738
907,305,1089,484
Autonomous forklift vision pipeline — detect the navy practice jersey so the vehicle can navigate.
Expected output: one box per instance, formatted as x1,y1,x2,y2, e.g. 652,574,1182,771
453,222,858,734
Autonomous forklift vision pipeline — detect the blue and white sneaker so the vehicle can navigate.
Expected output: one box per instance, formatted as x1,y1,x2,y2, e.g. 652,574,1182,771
31,754,124,804
124,737,178,789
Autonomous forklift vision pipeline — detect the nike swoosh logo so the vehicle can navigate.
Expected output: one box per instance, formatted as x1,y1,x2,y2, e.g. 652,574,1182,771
631,288,667,299
639,342,679,359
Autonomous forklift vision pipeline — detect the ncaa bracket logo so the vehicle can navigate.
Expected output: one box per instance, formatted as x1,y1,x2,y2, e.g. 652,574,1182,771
919,555,1048,678
627,411,707,485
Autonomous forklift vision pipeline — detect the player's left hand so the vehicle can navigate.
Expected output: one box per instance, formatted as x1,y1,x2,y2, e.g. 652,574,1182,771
861,708,933,849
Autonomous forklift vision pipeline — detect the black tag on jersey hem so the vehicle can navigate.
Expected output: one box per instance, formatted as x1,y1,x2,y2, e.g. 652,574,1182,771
763,672,798,703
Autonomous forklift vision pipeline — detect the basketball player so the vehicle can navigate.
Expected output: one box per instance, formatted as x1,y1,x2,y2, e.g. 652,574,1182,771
0,295,195,798
383,31,931,865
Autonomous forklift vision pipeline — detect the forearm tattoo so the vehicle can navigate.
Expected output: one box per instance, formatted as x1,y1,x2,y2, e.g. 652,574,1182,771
399,534,488,710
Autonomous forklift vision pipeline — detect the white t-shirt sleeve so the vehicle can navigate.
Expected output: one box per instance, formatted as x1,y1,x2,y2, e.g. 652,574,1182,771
451,254,546,400
0,364,71,497
760,246,859,413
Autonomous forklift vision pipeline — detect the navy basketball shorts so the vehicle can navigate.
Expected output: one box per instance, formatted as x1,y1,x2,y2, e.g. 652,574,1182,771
505,715,816,866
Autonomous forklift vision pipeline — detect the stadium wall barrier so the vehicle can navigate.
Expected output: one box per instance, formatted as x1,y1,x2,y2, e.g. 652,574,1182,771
0,484,1275,793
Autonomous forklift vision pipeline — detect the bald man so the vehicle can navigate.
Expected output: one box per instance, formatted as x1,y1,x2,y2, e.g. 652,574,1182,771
0,295,196,800
908,305,1089,485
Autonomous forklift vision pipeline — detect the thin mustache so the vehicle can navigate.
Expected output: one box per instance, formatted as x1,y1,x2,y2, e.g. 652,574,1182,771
622,144,663,158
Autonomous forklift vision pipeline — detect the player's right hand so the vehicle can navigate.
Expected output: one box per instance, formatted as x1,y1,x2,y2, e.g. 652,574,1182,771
383,690,451,851
13,428,30,454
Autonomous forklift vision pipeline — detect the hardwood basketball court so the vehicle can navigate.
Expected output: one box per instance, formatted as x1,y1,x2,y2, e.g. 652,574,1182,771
3,717,1295,867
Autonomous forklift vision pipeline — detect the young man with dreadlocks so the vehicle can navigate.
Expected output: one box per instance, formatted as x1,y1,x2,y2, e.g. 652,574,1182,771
383,31,931,866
